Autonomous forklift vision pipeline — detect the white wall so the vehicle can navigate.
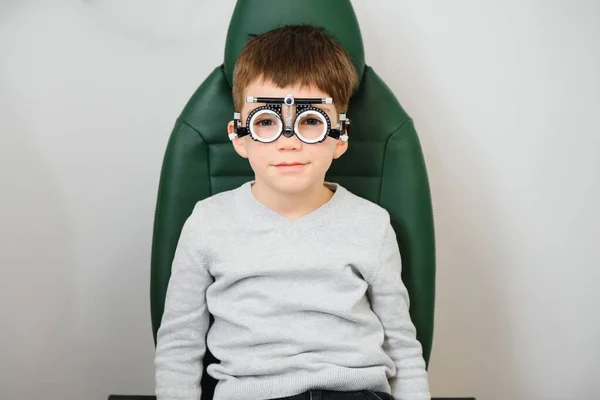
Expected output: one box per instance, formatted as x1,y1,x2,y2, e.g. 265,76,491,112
1,1,598,400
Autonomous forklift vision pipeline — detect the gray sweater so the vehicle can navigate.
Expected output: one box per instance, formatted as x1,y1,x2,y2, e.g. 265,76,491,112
155,182,430,400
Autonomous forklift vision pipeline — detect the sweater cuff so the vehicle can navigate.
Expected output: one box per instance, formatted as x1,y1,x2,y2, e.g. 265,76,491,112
156,385,201,400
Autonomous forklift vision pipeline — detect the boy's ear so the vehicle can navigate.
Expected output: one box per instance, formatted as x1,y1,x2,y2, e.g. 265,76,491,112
227,120,249,159
332,131,349,160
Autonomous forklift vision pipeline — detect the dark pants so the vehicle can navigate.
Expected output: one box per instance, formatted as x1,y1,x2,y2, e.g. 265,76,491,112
270,390,394,400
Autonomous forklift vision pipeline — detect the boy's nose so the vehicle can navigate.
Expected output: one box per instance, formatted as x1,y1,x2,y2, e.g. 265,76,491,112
276,130,302,150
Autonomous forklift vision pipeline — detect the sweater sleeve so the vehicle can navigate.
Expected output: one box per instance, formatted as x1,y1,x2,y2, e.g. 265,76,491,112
154,209,213,400
367,222,431,400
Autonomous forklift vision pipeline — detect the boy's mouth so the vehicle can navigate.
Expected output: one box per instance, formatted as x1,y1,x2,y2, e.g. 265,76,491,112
273,162,308,171
275,162,306,166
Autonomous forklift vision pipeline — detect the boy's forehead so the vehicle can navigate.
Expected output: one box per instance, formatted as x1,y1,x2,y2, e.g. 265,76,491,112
242,78,337,113
244,79,332,101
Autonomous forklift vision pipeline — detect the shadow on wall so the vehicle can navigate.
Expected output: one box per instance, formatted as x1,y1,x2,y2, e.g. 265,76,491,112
374,21,525,400
0,95,83,398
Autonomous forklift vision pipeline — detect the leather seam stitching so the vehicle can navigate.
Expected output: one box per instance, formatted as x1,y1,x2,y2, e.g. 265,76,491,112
180,120,212,194
378,118,412,203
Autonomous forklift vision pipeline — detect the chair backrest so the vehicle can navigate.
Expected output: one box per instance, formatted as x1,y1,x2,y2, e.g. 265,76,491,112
150,1,435,397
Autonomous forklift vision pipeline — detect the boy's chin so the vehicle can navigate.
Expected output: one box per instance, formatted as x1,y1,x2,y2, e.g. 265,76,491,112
260,175,323,195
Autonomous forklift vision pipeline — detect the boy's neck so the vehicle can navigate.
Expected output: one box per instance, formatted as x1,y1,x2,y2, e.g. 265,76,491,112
250,180,334,220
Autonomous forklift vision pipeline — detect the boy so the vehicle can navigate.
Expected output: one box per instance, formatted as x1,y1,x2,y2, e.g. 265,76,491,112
155,25,430,400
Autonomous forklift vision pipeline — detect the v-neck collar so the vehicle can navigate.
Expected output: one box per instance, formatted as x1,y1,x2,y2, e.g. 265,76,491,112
236,181,346,229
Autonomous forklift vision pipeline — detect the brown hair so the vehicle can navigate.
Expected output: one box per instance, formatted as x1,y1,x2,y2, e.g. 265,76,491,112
232,25,358,113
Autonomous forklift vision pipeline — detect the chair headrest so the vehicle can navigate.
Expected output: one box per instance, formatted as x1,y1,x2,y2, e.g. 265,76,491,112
223,0,365,88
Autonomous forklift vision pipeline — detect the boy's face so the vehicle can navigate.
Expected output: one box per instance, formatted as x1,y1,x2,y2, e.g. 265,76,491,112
227,79,348,195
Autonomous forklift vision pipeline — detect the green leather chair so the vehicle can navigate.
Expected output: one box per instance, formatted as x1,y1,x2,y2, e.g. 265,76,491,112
150,1,435,398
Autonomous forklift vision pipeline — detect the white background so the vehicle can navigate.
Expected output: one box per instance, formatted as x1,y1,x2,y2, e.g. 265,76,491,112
1,1,599,399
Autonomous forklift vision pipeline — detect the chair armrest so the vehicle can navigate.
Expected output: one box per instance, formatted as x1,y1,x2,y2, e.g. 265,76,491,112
432,398,476,400
108,395,474,399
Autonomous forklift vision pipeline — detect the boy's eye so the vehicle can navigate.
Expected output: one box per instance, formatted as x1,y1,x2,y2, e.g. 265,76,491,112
302,118,322,126
255,119,275,127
